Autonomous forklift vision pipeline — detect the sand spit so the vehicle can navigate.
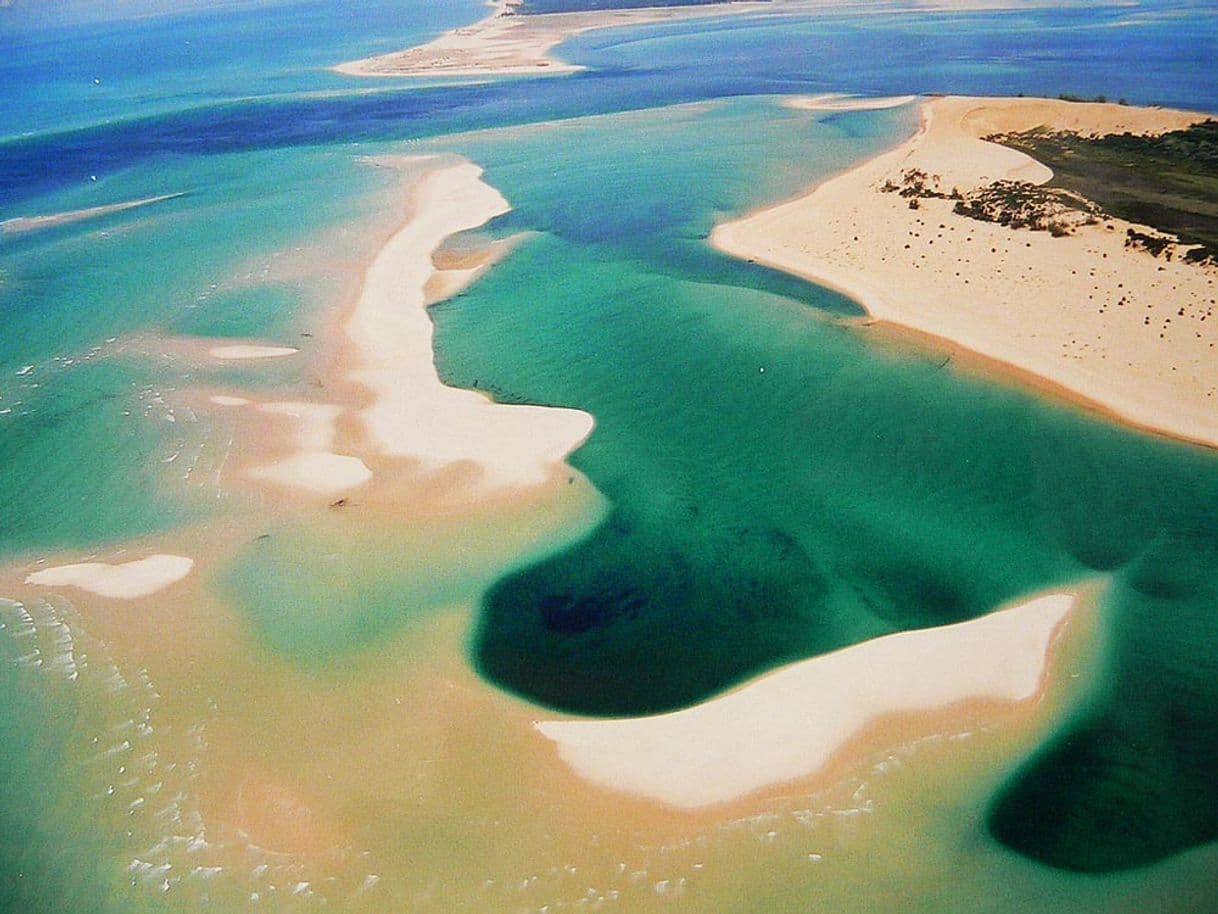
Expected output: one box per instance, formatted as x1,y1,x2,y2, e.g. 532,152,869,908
335,0,770,79
536,591,1075,810
26,555,194,599
246,401,372,496
713,95,1218,448
209,344,299,360
0,192,185,236
345,158,594,492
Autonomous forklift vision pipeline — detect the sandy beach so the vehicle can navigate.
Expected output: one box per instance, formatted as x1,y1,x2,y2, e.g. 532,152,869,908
335,0,770,78
713,95,1218,448
536,589,1080,809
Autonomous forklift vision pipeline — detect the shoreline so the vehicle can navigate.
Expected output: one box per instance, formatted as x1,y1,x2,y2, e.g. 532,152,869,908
334,0,770,79
712,95,1218,449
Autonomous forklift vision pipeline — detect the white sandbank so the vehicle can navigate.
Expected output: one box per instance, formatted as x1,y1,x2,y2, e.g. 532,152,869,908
0,192,185,236
246,401,372,496
26,555,195,599
536,591,1075,810
784,94,918,112
335,0,769,79
209,345,299,361
345,159,594,491
209,395,252,407
713,95,1218,448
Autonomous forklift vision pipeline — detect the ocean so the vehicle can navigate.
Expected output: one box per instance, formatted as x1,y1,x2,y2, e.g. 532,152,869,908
2,0,1218,911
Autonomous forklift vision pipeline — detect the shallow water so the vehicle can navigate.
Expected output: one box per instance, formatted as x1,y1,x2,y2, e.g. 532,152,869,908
3,0,1218,909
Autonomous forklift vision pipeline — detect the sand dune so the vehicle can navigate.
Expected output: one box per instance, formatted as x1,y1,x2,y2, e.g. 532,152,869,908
536,590,1076,809
713,95,1218,448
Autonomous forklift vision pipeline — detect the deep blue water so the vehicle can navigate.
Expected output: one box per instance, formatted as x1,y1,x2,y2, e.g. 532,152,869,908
2,0,1215,211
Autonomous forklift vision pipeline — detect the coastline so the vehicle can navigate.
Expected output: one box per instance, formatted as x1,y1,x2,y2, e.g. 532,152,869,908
712,95,1218,449
334,0,770,79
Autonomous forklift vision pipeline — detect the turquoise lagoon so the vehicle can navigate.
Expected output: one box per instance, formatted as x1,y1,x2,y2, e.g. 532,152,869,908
2,0,1218,911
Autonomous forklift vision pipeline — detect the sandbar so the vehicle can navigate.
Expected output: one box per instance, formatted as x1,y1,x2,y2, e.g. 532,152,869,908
536,590,1075,809
245,401,372,496
713,95,1218,447
0,192,185,236
335,0,770,79
209,345,299,360
345,158,594,491
784,93,918,112
26,555,195,599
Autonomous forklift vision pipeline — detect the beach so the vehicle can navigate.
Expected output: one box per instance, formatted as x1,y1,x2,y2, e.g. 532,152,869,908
713,95,1218,448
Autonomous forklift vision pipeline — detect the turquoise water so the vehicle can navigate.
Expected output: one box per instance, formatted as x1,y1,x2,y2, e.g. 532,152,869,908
423,99,1218,873
2,0,1218,905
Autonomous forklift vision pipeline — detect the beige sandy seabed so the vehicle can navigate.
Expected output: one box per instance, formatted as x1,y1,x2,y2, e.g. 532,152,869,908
537,590,1077,809
714,95,1218,448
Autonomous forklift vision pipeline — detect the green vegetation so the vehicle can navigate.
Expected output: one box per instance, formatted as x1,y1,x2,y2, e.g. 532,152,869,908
988,120,1218,263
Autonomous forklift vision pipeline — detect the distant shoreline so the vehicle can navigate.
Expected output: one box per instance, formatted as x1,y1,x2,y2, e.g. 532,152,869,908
334,0,770,79
713,95,1218,449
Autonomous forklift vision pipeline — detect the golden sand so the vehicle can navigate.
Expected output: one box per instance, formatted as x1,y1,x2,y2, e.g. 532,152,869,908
713,95,1218,447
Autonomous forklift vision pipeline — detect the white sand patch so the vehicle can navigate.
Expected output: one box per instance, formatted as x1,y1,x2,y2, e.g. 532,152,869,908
209,345,298,360
26,555,195,599
209,395,252,407
536,591,1075,810
0,192,185,236
246,401,371,495
346,160,593,492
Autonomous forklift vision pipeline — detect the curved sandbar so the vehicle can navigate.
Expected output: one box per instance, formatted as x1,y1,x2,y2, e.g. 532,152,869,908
536,590,1076,810
713,96,1218,448
335,0,770,79
26,555,194,599
209,344,299,360
345,158,594,491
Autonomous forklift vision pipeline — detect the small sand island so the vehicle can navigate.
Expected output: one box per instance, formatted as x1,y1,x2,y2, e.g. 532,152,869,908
714,95,1218,448
335,0,770,78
